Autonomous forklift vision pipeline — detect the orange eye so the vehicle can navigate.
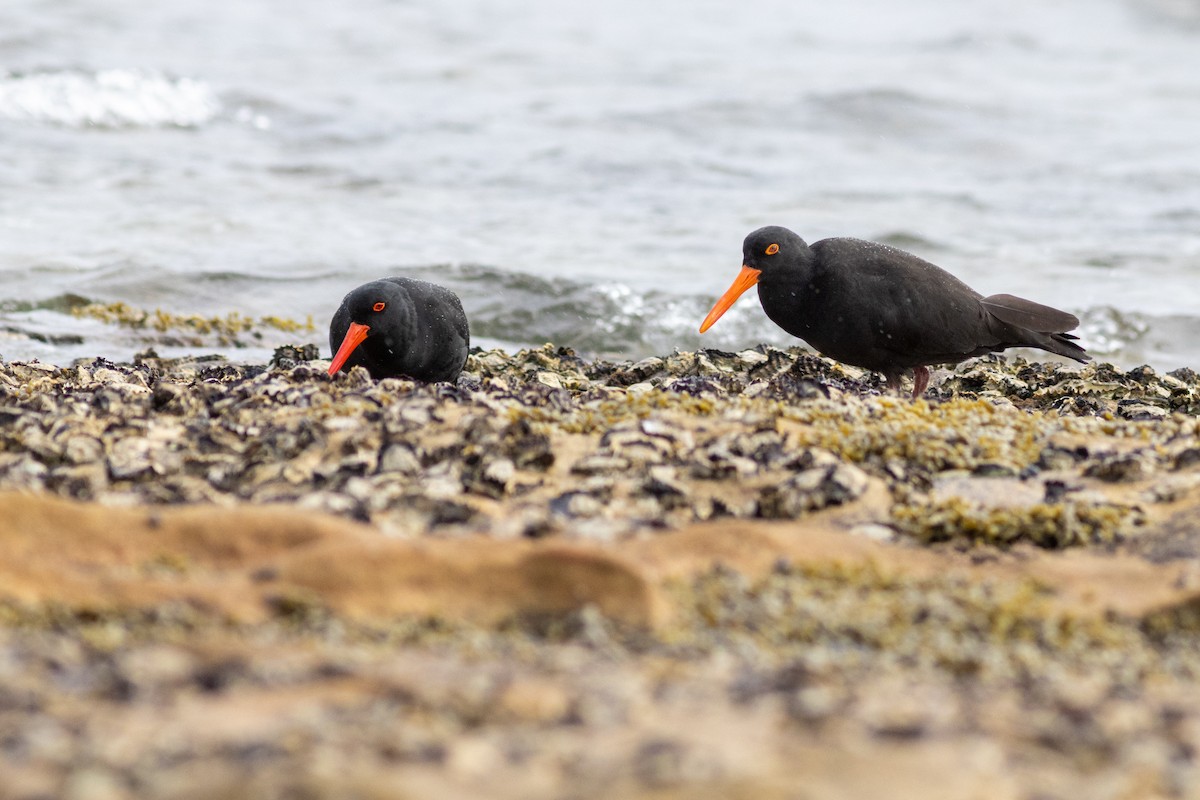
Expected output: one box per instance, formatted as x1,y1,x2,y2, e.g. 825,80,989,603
765,243,779,255
372,302,386,312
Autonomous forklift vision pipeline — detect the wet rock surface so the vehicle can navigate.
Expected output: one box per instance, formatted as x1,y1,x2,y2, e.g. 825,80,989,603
2,344,1200,799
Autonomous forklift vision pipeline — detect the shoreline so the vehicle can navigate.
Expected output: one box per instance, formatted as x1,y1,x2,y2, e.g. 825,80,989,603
2,344,1200,799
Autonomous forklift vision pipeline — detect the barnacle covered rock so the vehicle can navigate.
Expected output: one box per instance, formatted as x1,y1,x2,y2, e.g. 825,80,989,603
757,458,870,519
0,344,1195,548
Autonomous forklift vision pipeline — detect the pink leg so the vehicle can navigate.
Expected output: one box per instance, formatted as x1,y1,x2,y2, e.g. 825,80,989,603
911,366,930,398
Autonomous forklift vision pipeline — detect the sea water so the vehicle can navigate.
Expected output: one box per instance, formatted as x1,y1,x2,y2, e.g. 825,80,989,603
2,0,1198,368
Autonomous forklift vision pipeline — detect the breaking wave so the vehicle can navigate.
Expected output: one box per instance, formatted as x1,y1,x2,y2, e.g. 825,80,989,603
0,69,219,128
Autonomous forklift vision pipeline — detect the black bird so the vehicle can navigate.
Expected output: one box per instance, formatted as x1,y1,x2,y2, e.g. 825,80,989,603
328,277,470,383
700,226,1089,396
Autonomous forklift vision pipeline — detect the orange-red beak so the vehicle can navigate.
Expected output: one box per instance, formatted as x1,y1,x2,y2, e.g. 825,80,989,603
699,265,761,333
328,322,370,376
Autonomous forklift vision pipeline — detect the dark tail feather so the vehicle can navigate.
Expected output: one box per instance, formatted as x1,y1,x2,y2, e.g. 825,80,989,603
1043,331,1091,363
981,294,1079,331
981,293,1090,364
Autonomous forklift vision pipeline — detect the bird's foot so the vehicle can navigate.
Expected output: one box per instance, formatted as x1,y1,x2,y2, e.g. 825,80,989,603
911,366,931,398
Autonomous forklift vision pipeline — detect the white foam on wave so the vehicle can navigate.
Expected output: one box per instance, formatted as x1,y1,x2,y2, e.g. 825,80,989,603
0,69,219,128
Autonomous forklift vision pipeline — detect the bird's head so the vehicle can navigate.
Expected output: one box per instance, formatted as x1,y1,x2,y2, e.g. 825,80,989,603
699,226,808,333
328,280,408,376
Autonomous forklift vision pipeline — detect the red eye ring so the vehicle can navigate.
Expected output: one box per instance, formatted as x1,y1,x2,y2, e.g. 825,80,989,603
372,302,386,312
765,243,779,255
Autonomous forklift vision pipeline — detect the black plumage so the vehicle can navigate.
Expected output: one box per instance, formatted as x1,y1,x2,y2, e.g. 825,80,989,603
328,277,469,383
700,226,1089,396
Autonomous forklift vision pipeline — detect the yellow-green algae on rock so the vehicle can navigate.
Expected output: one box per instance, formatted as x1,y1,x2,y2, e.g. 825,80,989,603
893,495,1138,548
71,300,315,345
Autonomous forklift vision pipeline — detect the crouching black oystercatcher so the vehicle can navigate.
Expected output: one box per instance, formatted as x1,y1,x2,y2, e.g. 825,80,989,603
328,277,470,383
700,226,1089,397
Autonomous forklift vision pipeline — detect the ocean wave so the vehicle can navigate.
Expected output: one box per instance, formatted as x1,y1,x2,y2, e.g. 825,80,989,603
439,264,796,358
0,69,219,128
2,270,1195,373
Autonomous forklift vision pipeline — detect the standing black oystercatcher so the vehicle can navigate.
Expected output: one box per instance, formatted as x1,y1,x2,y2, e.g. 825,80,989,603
699,226,1089,396
328,277,470,383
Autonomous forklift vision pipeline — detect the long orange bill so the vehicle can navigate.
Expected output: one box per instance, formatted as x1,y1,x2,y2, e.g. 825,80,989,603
699,265,761,333
328,322,371,376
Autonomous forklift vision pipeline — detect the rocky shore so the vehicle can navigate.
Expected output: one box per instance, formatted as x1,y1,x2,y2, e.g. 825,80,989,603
3,342,1200,799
